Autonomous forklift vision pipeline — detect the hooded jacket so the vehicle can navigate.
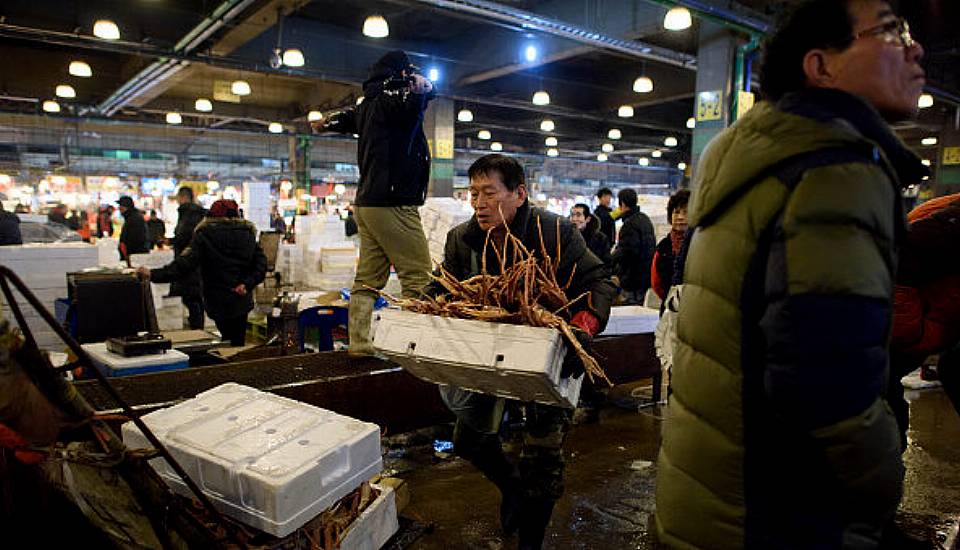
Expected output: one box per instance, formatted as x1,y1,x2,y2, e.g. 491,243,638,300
118,207,149,260
656,89,925,549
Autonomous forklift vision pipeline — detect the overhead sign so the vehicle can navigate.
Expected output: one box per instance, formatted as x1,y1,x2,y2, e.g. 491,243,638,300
944,146,960,166
696,90,723,122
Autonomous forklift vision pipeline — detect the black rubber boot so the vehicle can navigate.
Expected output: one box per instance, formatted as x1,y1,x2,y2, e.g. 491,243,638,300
517,498,556,550
500,487,522,536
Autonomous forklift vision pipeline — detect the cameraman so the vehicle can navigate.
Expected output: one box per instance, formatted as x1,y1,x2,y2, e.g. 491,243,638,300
320,50,435,356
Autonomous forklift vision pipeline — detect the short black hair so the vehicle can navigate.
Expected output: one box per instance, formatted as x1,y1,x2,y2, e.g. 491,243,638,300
177,186,194,201
571,203,592,217
759,0,856,102
468,154,526,191
597,187,613,199
667,189,691,220
617,188,637,209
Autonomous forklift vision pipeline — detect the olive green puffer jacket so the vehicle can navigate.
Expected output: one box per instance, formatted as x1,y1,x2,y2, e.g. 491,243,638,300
655,89,925,549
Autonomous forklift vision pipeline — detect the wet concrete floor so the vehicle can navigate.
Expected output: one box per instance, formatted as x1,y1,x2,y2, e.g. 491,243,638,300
392,387,960,549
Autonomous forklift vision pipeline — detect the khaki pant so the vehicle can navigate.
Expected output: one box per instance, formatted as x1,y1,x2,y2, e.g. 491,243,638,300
349,206,431,354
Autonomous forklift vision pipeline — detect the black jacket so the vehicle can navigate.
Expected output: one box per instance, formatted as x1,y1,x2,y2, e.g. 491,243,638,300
594,204,615,245
326,74,433,207
581,218,611,265
169,202,206,298
0,211,21,245
151,217,267,321
118,208,149,261
612,208,656,293
426,201,615,331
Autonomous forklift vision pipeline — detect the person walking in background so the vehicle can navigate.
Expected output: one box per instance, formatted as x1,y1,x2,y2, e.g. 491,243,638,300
0,203,22,245
97,205,115,238
147,210,166,249
611,188,655,305
116,196,149,264
170,186,207,330
140,199,266,346
650,189,690,303
569,203,611,264
593,187,615,245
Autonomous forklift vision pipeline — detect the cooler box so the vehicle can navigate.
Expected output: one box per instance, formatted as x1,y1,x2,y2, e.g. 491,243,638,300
82,342,189,377
599,306,661,336
121,383,383,537
372,308,582,408
339,483,399,550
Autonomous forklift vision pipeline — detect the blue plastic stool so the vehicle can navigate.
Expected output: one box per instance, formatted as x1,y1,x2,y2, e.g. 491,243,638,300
298,306,350,352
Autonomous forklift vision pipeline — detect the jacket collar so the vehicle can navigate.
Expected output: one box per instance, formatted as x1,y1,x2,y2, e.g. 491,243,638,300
619,208,637,221
462,200,532,252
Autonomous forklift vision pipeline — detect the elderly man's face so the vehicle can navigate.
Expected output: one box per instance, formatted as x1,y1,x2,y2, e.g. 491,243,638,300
469,171,526,232
569,207,588,230
819,1,925,120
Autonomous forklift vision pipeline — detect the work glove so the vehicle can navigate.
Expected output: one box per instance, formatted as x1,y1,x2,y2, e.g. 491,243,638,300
560,328,592,379
409,74,433,94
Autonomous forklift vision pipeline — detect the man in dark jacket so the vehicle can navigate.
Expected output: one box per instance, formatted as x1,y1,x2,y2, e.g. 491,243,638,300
321,50,434,356
569,203,611,264
116,196,149,264
141,199,266,346
0,203,22,245
146,210,166,249
426,155,615,550
656,1,928,547
593,187,615,245
170,186,207,329
611,188,655,304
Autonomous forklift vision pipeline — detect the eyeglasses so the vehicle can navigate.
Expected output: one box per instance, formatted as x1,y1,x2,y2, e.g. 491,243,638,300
855,17,915,48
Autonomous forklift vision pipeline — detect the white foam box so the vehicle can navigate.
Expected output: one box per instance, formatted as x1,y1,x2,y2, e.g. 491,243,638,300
372,308,582,408
130,250,175,269
121,383,383,537
599,306,661,336
83,342,190,377
337,483,399,550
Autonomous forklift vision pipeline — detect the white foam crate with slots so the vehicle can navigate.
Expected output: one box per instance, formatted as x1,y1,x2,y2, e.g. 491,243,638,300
121,383,383,537
338,483,399,550
599,306,661,336
372,308,583,408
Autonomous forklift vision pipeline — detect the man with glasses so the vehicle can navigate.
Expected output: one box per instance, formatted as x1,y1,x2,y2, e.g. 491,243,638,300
656,1,928,548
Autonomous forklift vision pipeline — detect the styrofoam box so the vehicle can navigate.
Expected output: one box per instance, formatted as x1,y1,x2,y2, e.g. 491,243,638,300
121,383,383,537
82,342,190,377
372,308,582,408
599,306,661,336
338,483,399,550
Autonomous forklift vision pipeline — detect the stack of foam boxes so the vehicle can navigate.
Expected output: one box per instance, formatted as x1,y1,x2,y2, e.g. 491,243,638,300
130,250,182,331
276,243,303,287
636,194,671,241
419,198,472,265
243,181,273,232
97,237,122,268
315,242,357,290
0,243,100,350
296,215,357,291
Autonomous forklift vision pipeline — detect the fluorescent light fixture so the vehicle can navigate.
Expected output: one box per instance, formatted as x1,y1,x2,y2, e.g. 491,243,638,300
307,110,323,122
652,150,662,158
477,130,491,140
524,45,538,62
608,128,622,140
282,48,305,67
491,142,503,152
618,105,634,118
664,7,692,31
597,153,608,162
42,100,60,113
678,162,687,171
69,61,92,77
602,143,614,153
664,136,678,147
633,76,654,93
268,122,283,133
638,157,650,166
427,67,440,82
922,137,938,146
231,80,251,96
93,20,120,40
194,98,213,112
547,148,559,157
540,119,555,132
457,109,474,122
545,136,558,147
166,112,182,124
687,117,696,129
918,94,934,109
55,84,76,99
532,90,550,105
363,15,389,38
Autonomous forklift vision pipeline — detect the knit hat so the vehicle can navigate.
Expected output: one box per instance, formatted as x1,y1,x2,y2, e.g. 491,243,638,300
209,199,240,218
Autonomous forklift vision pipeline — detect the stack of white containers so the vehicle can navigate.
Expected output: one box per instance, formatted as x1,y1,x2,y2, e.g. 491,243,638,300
130,250,182,331
0,243,100,350
296,215,357,290
243,181,273,232
276,243,304,286
97,237,121,267
419,198,472,265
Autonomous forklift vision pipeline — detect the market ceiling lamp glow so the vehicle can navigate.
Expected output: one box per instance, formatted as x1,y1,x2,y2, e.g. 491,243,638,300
540,119,555,132
477,129,491,140
597,153,608,162
356,96,365,105
618,105,634,118
918,94,934,109
524,45,539,63
194,98,213,112
547,148,559,157
334,184,347,195
231,80,251,96
55,84,76,99
282,48,305,67
602,143,614,153
166,112,182,124
545,136,558,147
638,157,650,166
363,15,389,38
69,61,92,78
457,109,474,122
268,122,283,133
427,67,440,82
687,117,696,129
307,110,323,122
93,19,121,40
532,90,550,106
608,128,622,140
922,159,932,166
663,7,693,31
922,137,938,146
678,162,687,171
42,100,60,113
664,136,678,147
490,142,503,152
652,149,662,158
633,76,654,93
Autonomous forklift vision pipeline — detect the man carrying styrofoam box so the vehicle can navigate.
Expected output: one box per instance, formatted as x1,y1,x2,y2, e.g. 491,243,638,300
417,154,616,550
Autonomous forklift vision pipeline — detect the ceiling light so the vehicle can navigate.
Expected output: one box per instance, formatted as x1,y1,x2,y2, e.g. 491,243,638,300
597,153,608,162
0,175,9,185
608,128,622,140
457,109,474,122
427,67,440,82
664,7,693,31
547,148,559,157
69,61,92,78
477,129,491,140
42,100,60,113
540,119,555,132
922,137,938,146
918,94,934,109
334,184,347,195
363,15,389,38
618,105,634,118
525,45,539,63
633,76,654,94
356,96,365,105
921,159,931,166
545,136,558,147
923,175,930,181
491,142,503,152
664,136,678,147
652,150,662,158
166,112,182,124
638,157,650,166
194,98,212,112
602,143,614,153
55,84,76,99
678,162,687,171
268,122,283,133
307,110,323,122
231,80,251,96
282,48,305,67
687,117,696,129
93,20,120,40
532,90,550,106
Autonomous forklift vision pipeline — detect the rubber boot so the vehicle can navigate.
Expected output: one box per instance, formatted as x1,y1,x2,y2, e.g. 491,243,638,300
347,291,377,356
517,498,556,550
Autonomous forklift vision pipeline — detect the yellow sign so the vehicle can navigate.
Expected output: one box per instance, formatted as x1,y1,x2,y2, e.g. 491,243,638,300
696,90,723,121
213,81,240,104
736,90,756,119
944,146,960,166
435,138,454,160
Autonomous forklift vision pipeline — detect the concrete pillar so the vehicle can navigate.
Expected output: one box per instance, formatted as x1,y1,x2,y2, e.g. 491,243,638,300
289,135,310,192
424,97,455,198
691,21,739,180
